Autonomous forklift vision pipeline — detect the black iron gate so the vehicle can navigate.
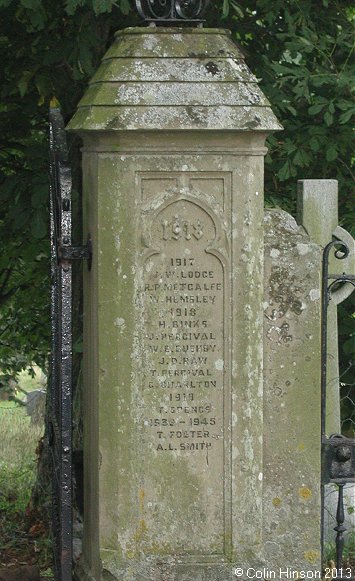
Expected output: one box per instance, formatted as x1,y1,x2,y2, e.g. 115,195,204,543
49,107,91,581
321,240,355,580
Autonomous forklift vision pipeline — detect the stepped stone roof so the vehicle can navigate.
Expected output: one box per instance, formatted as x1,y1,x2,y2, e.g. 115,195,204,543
67,27,282,132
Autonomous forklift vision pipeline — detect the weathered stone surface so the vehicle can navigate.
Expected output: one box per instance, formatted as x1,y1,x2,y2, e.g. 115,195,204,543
90,57,258,83
105,28,244,59
69,104,281,132
79,81,269,107
78,137,268,580
69,25,289,581
67,27,282,134
297,179,339,248
263,209,322,574
298,179,341,436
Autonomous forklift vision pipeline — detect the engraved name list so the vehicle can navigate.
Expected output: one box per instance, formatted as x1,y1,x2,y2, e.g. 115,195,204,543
140,199,226,457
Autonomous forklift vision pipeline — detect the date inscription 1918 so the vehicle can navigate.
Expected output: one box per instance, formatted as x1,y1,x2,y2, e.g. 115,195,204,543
141,199,225,455
161,216,204,241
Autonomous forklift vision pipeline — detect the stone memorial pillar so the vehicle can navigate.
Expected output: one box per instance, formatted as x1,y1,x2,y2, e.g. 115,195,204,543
68,27,282,580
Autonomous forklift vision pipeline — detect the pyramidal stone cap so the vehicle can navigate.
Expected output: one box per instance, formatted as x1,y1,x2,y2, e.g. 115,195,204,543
67,27,283,133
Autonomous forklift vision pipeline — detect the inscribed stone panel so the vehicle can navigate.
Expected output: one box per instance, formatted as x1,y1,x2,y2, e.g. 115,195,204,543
134,177,231,557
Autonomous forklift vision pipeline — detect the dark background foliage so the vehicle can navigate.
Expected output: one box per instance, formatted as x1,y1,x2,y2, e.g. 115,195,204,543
0,0,353,387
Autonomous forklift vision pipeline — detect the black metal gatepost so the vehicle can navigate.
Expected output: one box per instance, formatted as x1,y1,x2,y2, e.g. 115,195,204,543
49,107,91,581
321,240,355,581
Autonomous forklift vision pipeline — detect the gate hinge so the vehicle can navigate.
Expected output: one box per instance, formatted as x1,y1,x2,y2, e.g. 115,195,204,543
322,434,355,485
59,235,92,270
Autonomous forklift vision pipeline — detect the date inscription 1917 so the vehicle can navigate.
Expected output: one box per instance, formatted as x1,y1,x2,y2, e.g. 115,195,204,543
141,199,225,456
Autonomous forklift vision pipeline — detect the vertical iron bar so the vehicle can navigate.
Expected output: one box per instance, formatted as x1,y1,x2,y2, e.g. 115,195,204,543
49,108,73,581
50,119,60,577
335,483,346,570
321,241,338,573
59,162,73,581
321,241,333,571
321,242,332,439
321,239,351,438
321,239,352,578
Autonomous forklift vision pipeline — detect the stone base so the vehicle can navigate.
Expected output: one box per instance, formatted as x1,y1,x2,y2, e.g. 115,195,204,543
74,558,96,581
74,552,272,581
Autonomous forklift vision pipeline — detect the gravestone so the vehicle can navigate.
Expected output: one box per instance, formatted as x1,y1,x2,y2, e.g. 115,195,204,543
68,26,282,580
262,184,355,573
263,209,322,572
25,389,46,425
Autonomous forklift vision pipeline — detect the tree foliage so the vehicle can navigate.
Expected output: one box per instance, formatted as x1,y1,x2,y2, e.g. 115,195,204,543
220,0,355,223
0,0,354,376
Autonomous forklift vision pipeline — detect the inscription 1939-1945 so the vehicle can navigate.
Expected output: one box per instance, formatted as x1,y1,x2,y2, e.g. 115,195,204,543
140,198,227,457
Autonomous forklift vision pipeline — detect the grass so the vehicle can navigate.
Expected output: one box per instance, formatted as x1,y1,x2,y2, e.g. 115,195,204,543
324,530,355,563
16,366,47,395
0,407,42,469
0,367,45,520
0,373,52,574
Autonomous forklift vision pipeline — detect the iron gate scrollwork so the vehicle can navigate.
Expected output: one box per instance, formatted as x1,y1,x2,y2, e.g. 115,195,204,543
134,0,209,25
49,107,91,581
322,239,355,580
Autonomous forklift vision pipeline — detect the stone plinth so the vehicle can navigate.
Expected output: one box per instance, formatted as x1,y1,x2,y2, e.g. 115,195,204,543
68,27,282,581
